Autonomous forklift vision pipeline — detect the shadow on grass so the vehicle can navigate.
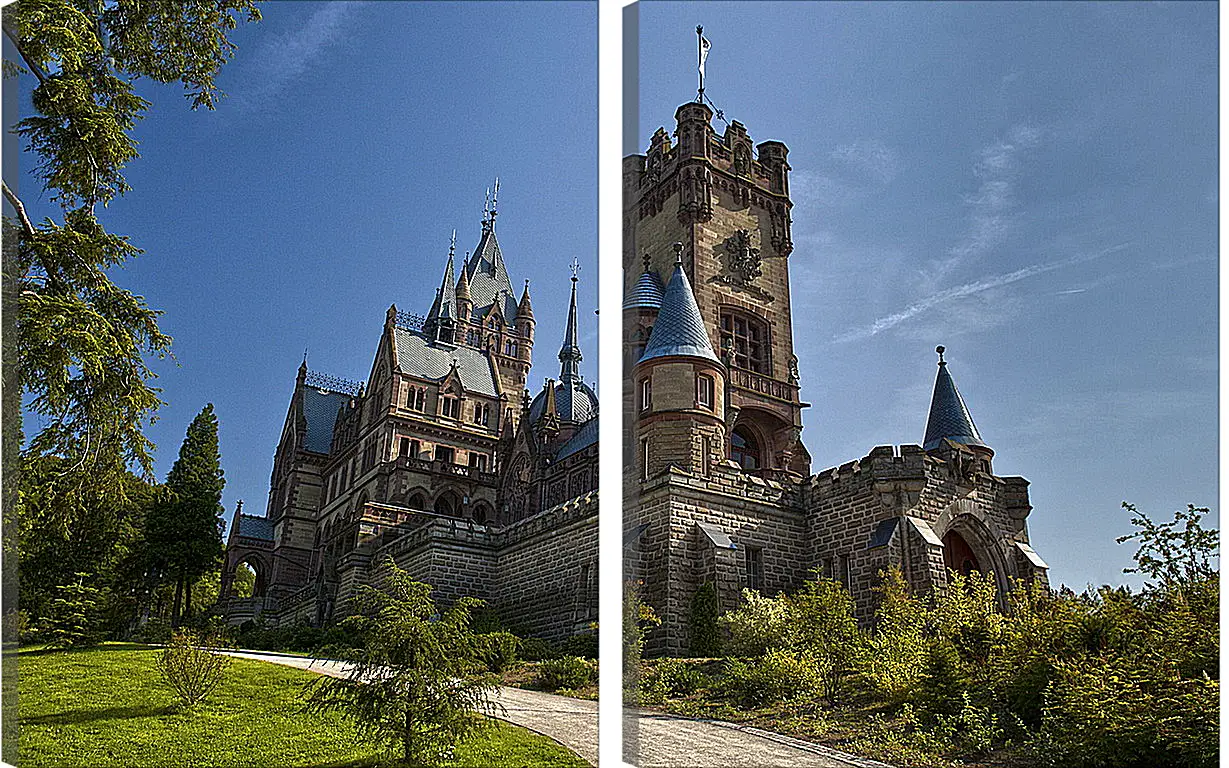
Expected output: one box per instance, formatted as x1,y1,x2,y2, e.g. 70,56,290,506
20,704,171,726
16,643,155,657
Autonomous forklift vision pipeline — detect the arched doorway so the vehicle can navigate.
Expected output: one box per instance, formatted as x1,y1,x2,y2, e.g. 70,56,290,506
942,529,982,576
731,426,761,470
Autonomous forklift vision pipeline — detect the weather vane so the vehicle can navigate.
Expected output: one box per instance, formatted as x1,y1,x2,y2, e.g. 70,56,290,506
570,257,581,281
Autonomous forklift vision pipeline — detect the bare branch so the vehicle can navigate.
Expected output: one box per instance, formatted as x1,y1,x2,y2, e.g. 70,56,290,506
2,181,36,238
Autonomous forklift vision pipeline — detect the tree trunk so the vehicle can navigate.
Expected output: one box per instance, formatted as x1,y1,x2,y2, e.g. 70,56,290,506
172,574,184,628
184,577,192,622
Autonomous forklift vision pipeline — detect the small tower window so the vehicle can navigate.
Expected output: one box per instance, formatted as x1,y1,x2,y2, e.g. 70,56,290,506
640,438,650,481
720,311,770,374
731,426,761,471
639,379,652,412
697,375,714,410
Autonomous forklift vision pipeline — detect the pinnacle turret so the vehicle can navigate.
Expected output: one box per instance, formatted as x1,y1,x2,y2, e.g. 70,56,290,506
922,346,988,452
639,248,718,364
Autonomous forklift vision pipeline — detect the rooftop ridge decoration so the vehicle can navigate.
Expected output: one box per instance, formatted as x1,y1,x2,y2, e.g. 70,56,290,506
394,310,427,331
304,370,364,396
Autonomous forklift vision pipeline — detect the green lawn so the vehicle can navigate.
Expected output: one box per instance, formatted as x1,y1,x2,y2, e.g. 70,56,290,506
17,644,588,768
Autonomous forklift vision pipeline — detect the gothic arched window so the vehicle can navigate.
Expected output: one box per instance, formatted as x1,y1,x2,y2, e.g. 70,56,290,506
731,426,761,471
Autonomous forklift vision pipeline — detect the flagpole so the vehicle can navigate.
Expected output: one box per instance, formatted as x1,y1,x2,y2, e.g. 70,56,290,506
697,25,704,102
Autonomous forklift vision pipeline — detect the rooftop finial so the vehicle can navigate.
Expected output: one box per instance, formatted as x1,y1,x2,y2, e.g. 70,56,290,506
570,257,581,282
643,252,652,273
449,228,456,258
697,25,711,102
936,345,946,365
673,241,684,265
490,177,500,228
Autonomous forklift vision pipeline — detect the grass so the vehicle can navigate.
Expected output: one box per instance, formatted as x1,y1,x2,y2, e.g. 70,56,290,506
17,643,589,768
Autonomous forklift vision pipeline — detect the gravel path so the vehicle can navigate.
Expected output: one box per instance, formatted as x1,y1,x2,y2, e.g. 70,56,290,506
222,650,893,768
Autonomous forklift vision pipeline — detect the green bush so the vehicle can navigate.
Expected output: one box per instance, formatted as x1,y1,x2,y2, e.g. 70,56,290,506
537,656,595,691
476,631,521,673
718,588,788,656
519,637,559,661
721,649,821,707
653,658,708,698
561,632,598,660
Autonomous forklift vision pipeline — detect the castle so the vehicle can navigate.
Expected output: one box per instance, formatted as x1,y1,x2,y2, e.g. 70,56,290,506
222,195,598,642
623,100,1050,655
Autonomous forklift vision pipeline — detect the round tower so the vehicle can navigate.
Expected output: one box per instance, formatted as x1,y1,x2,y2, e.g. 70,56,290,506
632,245,727,479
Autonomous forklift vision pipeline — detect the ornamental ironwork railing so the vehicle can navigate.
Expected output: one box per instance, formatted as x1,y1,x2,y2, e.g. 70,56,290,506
394,310,426,331
305,370,364,396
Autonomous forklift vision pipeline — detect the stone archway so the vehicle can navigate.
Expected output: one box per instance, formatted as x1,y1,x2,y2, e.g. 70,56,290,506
230,555,269,598
938,512,1012,599
942,529,981,576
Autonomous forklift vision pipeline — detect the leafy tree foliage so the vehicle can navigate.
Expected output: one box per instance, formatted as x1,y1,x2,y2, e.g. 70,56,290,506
687,580,721,657
305,558,498,766
145,404,225,626
41,572,102,647
3,0,259,518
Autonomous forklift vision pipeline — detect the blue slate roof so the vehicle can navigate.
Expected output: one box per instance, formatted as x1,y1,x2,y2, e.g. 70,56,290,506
622,269,665,310
302,387,351,454
639,262,719,363
529,377,598,425
235,513,273,541
394,327,499,396
923,352,986,451
463,227,518,322
554,416,598,460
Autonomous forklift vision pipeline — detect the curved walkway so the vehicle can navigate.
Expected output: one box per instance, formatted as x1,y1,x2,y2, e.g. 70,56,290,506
222,650,893,768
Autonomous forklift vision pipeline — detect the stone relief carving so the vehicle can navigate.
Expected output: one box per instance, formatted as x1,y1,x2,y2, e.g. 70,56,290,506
724,229,763,284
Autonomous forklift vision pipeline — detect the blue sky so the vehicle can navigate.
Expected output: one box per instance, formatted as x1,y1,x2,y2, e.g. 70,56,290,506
635,2,1218,590
16,2,597,533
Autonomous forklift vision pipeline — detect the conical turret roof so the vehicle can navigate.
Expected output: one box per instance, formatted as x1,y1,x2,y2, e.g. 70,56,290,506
517,280,534,320
623,267,665,310
923,346,987,451
425,249,458,323
639,260,719,364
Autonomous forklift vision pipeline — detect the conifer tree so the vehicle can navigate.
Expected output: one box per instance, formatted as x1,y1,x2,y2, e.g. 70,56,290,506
146,404,225,626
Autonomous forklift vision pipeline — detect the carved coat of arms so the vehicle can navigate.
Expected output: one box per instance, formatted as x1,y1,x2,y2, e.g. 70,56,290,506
724,229,762,284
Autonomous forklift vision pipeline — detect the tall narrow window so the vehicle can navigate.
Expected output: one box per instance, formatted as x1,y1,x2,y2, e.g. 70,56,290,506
640,438,650,481
440,396,459,419
720,311,770,373
700,435,711,476
639,378,652,412
697,374,714,409
744,546,764,591
399,437,410,458
409,439,420,458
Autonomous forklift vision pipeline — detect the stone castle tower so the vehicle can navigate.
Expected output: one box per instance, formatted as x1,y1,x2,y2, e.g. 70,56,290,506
625,101,1049,656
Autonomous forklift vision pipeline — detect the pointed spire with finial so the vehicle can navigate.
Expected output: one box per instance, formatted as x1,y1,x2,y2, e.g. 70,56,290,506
559,259,583,381
518,278,534,321
922,345,988,451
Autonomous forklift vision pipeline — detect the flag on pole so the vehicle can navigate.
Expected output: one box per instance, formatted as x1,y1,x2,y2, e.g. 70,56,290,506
698,33,712,77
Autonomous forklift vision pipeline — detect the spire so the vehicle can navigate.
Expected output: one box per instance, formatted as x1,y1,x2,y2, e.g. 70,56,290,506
456,259,472,305
639,244,719,363
518,279,534,321
922,346,987,451
424,240,458,341
559,260,583,381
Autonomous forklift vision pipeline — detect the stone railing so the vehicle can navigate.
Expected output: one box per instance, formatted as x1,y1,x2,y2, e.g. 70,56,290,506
728,368,797,403
394,456,498,484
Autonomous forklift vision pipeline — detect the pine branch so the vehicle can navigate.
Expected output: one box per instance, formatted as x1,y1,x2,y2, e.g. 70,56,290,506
2,24,47,85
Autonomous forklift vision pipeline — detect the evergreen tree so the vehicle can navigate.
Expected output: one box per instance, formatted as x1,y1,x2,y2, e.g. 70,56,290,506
146,404,225,626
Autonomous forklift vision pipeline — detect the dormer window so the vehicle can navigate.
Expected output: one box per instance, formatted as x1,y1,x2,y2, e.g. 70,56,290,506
440,396,459,419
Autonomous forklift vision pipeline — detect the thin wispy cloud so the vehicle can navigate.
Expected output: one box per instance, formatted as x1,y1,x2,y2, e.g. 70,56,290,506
935,123,1041,278
834,244,1128,343
236,3,365,110
790,140,900,212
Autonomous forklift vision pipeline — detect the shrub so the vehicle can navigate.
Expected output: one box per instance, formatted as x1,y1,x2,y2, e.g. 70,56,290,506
721,649,821,707
476,631,521,672
868,567,927,702
719,588,789,656
537,656,596,691
519,637,559,661
787,578,866,702
561,632,598,660
688,581,722,657
653,658,708,698
156,629,231,707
